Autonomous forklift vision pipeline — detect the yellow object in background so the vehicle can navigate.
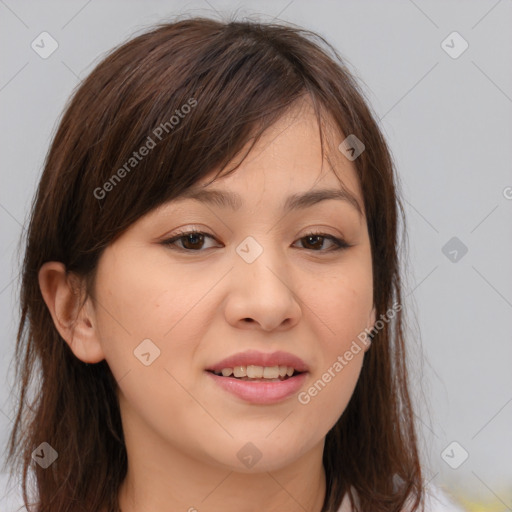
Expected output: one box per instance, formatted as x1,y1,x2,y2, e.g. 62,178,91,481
458,497,511,512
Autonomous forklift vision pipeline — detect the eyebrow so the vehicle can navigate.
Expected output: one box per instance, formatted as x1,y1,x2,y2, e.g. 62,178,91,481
178,187,364,217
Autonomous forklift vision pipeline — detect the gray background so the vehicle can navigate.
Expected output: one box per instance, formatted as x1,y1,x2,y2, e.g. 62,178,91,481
1,1,511,511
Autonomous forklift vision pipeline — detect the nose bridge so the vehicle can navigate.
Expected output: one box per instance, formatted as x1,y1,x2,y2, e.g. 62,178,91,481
234,234,286,285
228,233,300,328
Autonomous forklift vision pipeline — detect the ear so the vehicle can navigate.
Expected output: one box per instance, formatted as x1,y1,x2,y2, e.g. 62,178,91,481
38,261,105,363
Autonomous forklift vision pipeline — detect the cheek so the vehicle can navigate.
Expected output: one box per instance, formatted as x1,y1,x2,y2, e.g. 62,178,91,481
297,292,367,432
305,257,373,351
295,256,372,422
92,256,211,445
91,250,212,383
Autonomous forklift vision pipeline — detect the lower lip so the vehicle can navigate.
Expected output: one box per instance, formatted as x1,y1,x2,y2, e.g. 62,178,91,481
206,371,307,405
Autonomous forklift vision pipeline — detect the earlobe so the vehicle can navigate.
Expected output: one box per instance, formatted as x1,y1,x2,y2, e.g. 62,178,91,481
38,262,105,364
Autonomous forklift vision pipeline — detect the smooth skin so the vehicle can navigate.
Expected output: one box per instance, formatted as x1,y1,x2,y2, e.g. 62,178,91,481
39,97,376,512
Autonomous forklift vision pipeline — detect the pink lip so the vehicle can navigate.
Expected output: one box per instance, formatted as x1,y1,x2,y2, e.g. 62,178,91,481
205,350,309,405
206,350,309,373
206,371,307,404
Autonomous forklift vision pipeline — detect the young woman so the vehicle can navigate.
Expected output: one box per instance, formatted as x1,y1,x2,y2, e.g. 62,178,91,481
5,16,452,512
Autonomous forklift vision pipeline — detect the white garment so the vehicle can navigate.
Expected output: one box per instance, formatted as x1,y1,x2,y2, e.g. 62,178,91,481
336,483,468,512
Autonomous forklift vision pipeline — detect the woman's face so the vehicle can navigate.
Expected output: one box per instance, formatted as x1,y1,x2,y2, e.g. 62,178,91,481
89,101,375,473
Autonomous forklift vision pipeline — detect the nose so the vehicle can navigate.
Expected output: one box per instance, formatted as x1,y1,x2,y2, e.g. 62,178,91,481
223,237,302,331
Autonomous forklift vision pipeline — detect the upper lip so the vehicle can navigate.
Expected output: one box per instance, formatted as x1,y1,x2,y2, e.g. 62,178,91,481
207,350,309,373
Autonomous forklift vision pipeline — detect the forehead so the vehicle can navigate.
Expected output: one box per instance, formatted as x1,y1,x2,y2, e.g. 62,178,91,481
185,99,364,215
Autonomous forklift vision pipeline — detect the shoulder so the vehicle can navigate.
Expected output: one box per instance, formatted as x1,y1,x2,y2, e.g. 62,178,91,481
336,483,468,512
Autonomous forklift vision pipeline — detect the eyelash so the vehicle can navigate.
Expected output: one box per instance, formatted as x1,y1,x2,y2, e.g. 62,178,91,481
162,228,352,253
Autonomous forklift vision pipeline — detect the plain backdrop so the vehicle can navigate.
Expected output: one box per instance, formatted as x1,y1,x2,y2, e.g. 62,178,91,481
1,1,511,511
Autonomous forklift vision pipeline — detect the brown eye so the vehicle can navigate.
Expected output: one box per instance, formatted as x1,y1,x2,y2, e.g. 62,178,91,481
180,232,206,250
295,233,351,252
163,230,218,251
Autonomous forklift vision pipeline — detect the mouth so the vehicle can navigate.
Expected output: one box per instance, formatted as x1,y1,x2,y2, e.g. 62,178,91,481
205,351,309,404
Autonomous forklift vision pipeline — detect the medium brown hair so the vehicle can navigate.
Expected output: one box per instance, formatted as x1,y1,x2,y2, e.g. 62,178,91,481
5,15,424,512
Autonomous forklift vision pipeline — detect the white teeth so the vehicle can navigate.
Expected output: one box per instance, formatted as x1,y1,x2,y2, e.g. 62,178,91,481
233,366,247,377
216,365,297,379
247,365,263,378
263,366,280,379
